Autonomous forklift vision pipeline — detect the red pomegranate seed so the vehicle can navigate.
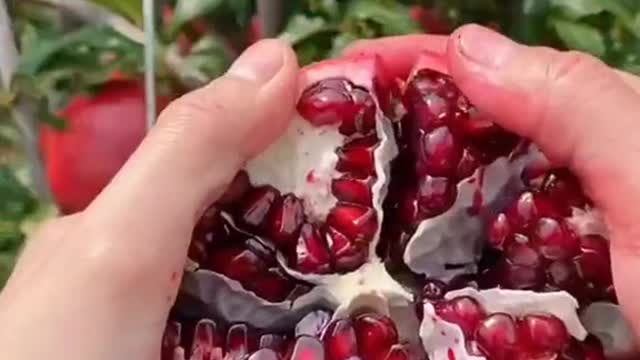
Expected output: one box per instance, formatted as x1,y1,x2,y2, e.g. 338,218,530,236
382,345,411,360
331,176,373,206
416,175,457,218
295,223,332,274
162,322,182,360
541,169,588,210
247,348,280,360
458,110,499,138
259,334,286,354
326,203,378,245
546,260,580,291
339,88,377,136
290,336,326,360
297,78,360,127
403,70,457,131
236,186,281,231
247,268,295,303
434,296,486,338
326,226,367,272
218,171,251,206
494,258,545,290
518,314,569,356
489,213,512,250
353,313,399,360
226,324,253,358
269,194,305,248
505,192,539,232
575,235,612,288
532,218,580,260
209,247,266,283
475,313,518,360
336,138,377,177
505,242,541,267
417,126,462,177
456,146,482,180
322,318,358,360
191,319,223,358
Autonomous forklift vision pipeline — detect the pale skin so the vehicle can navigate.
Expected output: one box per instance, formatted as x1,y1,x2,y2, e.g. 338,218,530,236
0,24,639,359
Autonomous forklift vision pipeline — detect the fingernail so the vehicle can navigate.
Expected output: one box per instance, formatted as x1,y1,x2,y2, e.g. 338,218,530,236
227,39,286,83
456,24,517,69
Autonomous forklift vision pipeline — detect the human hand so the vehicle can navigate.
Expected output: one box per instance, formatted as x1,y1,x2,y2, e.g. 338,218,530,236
0,39,299,360
347,24,640,338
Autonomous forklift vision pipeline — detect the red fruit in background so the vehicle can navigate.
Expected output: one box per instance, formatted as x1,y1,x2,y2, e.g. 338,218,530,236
409,6,451,34
40,80,169,214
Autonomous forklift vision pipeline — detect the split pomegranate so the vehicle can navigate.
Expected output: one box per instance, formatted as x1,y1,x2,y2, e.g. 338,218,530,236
181,51,629,358
481,169,615,305
163,309,418,360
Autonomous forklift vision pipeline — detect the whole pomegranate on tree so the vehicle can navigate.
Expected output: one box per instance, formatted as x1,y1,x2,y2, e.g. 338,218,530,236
166,47,636,360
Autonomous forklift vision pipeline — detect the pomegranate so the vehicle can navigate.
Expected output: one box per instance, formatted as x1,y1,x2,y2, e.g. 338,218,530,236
177,51,631,358
481,168,615,305
40,80,169,214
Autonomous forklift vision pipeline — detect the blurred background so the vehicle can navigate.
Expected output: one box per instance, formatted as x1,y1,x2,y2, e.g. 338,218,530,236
0,0,638,289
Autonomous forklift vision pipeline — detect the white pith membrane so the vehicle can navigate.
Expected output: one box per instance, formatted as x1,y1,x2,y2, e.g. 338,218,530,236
179,55,411,329
420,288,586,360
174,54,634,357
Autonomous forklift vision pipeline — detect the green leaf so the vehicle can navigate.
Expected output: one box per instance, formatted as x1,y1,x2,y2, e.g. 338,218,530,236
171,0,223,35
344,0,421,36
89,0,143,26
552,19,606,56
0,251,20,289
279,15,335,45
594,0,640,36
178,35,232,84
0,166,37,221
329,32,359,58
550,0,603,19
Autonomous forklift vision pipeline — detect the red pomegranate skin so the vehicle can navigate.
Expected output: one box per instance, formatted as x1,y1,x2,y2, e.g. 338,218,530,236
40,80,169,214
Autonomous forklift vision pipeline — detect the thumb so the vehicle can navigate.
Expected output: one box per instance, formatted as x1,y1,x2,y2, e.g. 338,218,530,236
446,24,640,334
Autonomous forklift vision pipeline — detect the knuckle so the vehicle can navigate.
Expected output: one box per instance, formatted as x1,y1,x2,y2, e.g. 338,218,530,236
545,50,603,85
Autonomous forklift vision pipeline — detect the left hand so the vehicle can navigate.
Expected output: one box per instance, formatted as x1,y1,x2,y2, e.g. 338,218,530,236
0,39,299,360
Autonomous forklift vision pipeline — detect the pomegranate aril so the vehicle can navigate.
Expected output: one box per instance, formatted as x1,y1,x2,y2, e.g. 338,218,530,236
488,213,512,250
353,313,399,360
269,194,304,248
259,334,286,354
322,318,358,360
336,137,377,177
236,185,281,231
297,78,358,127
191,319,223,359
416,175,457,219
541,169,589,210
575,235,612,288
218,171,251,206
289,336,325,360
546,260,580,291
248,348,280,360
403,69,457,131
226,323,254,358
434,296,486,338
532,217,580,260
162,322,182,360
518,314,569,356
475,313,518,360
295,223,332,274
247,268,296,303
326,203,377,245
456,146,482,180
505,242,541,267
417,126,462,177
327,227,368,272
209,247,266,283
504,192,539,232
339,88,377,136
332,176,373,206
190,208,231,263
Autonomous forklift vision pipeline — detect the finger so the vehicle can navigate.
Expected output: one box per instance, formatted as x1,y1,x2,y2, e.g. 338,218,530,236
615,69,640,94
74,39,298,298
344,34,448,79
445,24,640,333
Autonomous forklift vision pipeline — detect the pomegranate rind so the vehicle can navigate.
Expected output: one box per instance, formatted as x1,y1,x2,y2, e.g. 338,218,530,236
181,55,400,329
581,302,638,358
419,287,587,360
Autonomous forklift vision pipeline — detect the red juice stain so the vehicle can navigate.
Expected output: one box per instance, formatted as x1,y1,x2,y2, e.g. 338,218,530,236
447,348,456,360
306,170,316,183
